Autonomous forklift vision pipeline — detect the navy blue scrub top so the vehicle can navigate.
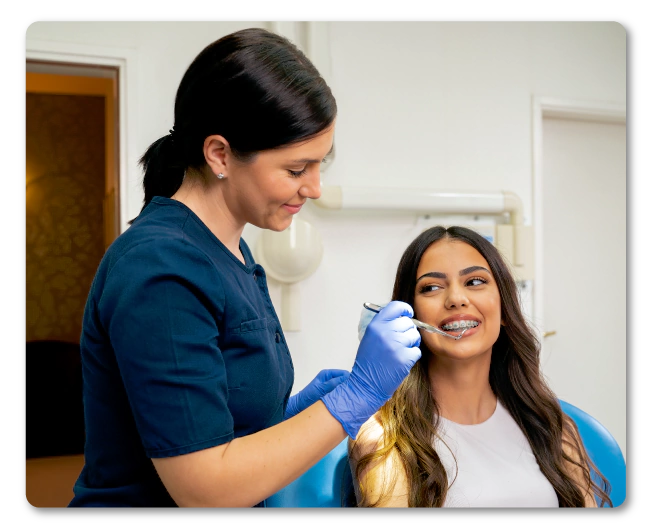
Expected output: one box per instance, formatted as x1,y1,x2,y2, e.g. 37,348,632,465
69,197,294,507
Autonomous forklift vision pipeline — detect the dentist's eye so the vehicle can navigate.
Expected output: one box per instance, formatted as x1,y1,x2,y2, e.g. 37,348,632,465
288,168,307,177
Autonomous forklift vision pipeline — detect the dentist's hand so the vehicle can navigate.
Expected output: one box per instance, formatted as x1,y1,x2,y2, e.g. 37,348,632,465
284,369,350,420
322,301,422,438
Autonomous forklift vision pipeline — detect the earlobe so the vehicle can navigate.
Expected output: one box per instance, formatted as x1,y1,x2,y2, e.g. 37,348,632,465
203,135,229,176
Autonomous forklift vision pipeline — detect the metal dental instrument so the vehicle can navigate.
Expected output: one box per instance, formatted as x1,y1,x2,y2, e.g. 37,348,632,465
363,302,469,340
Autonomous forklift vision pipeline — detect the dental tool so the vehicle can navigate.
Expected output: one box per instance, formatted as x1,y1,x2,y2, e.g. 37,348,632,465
363,302,469,340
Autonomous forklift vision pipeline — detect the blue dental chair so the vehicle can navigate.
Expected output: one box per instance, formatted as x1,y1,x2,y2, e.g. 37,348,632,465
265,400,626,507
559,400,626,507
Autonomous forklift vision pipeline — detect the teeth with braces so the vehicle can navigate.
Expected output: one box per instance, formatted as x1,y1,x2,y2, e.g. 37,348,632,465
441,320,479,331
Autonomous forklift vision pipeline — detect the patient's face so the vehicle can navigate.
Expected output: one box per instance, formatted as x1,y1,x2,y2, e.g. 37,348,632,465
413,239,502,361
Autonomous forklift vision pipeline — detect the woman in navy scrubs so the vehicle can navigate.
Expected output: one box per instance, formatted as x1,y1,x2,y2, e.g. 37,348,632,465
69,27,422,507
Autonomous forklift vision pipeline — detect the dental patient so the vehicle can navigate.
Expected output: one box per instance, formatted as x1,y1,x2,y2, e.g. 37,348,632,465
348,226,611,507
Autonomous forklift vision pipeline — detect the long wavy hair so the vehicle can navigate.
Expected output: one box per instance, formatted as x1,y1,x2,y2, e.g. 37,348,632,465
350,226,612,507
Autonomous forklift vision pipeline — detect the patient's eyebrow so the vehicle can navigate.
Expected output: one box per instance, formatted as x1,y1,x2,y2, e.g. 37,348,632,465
459,266,491,276
416,266,491,283
416,271,446,283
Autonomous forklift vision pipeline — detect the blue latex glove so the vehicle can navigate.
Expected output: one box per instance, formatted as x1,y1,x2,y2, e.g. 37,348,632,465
322,301,422,439
284,369,350,420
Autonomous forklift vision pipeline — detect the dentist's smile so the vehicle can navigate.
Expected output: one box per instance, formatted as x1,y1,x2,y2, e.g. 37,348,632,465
282,203,303,214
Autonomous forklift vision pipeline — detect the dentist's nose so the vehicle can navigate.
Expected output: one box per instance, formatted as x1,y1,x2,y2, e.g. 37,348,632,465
299,167,322,200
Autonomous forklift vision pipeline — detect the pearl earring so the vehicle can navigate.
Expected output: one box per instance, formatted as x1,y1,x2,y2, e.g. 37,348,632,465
216,173,225,179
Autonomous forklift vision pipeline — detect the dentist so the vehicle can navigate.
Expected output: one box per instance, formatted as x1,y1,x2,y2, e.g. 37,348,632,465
69,27,421,507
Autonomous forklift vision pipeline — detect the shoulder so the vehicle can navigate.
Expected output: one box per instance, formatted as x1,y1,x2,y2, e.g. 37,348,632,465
96,227,226,312
106,223,218,280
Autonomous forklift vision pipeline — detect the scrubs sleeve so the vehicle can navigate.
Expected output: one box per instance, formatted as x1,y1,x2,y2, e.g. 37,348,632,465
97,237,232,458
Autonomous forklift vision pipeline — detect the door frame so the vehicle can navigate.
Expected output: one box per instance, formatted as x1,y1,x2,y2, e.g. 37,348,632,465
531,96,626,353
26,38,138,234
26,71,118,249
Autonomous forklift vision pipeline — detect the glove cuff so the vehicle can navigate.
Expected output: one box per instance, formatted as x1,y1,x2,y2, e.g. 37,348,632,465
283,393,300,421
321,380,385,439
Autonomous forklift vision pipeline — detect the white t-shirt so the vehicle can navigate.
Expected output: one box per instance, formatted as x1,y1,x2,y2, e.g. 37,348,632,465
436,399,559,507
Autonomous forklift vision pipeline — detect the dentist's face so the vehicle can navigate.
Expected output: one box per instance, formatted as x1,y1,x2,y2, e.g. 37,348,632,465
225,124,334,232
413,239,502,361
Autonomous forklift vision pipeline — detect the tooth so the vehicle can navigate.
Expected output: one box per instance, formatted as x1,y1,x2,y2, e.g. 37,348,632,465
452,321,460,329
459,320,467,328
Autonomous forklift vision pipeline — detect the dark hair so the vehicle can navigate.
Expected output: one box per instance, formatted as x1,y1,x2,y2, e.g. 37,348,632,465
350,226,612,507
138,27,337,212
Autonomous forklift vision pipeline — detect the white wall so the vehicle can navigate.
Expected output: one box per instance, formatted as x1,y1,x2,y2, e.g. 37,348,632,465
26,22,626,433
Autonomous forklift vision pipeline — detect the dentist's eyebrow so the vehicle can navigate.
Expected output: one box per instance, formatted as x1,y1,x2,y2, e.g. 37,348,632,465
288,145,334,164
416,266,492,283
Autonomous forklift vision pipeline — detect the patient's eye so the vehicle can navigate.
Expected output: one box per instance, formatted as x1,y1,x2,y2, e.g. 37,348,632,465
466,277,488,287
418,284,441,294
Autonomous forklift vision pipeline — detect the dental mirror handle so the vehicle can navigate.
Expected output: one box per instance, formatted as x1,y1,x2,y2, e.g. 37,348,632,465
363,302,468,340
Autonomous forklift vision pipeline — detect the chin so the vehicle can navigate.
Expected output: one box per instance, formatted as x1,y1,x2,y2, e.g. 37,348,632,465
273,217,294,232
428,342,491,361
258,215,293,232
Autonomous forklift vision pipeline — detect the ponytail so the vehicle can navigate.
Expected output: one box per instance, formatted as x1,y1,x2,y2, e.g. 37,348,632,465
137,131,186,213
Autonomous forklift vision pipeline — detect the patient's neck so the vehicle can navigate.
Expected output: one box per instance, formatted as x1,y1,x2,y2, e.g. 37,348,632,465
428,351,497,425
